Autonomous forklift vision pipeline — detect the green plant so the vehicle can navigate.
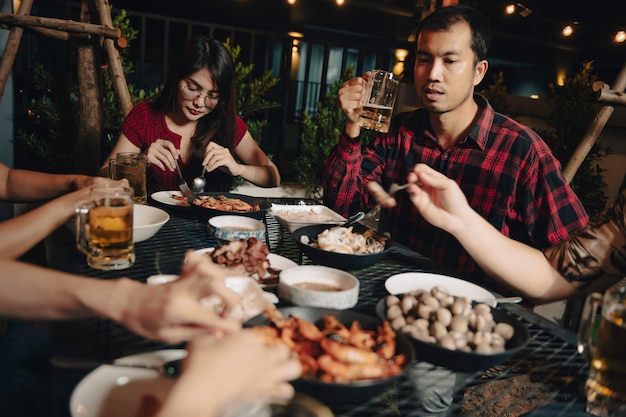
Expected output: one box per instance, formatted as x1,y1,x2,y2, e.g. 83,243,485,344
536,61,612,211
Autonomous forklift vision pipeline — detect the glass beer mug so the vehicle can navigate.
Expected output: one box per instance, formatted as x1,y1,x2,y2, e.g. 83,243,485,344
578,279,626,416
109,152,148,204
76,185,135,270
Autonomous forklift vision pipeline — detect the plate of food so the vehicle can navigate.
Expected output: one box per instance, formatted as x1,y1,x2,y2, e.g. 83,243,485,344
375,286,529,371
194,237,297,286
293,223,393,270
244,306,414,405
384,272,497,306
189,192,271,222
150,191,190,207
69,349,185,417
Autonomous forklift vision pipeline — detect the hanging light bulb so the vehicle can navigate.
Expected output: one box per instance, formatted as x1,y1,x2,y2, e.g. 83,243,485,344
504,4,516,15
562,25,574,37
287,0,296,5
615,30,626,43
336,0,345,5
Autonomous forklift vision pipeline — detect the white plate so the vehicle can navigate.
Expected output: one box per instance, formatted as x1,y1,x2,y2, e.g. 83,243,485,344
270,204,346,233
384,272,497,306
150,191,190,207
193,247,298,285
70,349,186,417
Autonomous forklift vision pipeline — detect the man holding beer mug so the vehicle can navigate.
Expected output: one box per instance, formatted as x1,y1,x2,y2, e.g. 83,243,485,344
324,4,587,295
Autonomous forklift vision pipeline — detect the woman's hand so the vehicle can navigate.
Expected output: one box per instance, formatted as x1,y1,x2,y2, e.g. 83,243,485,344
145,139,180,171
203,142,242,177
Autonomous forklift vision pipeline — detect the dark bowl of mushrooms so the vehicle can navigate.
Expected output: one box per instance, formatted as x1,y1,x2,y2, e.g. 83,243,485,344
375,285,529,372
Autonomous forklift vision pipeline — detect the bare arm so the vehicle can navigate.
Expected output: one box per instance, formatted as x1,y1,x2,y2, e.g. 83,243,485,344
0,162,93,202
370,163,579,303
0,253,242,344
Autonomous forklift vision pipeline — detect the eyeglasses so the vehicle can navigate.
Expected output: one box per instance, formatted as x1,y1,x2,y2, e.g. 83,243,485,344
180,83,220,105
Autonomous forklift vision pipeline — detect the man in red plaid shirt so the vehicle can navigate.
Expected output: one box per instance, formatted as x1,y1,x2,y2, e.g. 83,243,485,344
323,5,588,293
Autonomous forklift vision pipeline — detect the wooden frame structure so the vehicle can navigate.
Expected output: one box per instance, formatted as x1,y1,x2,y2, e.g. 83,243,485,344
0,0,132,173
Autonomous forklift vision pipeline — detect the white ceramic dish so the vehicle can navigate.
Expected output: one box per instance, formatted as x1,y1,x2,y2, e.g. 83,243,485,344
278,265,359,310
208,215,265,242
192,247,298,286
270,204,346,233
150,191,190,207
133,205,170,242
384,272,497,307
69,349,185,417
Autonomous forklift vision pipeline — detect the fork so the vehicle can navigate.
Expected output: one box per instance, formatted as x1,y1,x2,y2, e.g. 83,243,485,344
174,159,195,200
363,181,413,221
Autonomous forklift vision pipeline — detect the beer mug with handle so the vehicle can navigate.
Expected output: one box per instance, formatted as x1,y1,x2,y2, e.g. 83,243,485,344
76,184,135,270
109,152,148,204
578,279,626,416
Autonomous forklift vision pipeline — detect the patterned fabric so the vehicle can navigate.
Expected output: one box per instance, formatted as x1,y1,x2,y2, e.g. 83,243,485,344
121,101,247,193
544,189,626,293
323,94,588,290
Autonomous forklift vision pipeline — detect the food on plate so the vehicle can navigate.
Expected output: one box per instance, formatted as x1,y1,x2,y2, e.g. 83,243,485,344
291,282,343,292
170,194,190,207
193,194,260,212
384,285,515,354
299,225,387,254
272,206,337,222
252,307,407,383
209,237,280,284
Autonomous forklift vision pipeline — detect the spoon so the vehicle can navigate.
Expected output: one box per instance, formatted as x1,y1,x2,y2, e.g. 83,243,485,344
107,358,183,379
475,296,523,304
191,166,207,192
342,211,365,228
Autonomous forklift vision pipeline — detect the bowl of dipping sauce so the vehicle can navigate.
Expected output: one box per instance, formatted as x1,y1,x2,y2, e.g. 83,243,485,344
208,215,266,243
278,265,359,310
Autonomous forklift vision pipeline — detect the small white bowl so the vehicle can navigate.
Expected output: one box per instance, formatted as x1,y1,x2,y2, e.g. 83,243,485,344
278,265,359,310
208,215,265,242
133,204,170,242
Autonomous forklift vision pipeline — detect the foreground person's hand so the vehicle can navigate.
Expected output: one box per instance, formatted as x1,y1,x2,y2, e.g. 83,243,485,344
115,253,242,343
404,164,474,235
157,330,302,417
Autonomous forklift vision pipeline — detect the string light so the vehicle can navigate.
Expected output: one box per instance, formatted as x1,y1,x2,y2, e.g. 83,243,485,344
562,25,574,37
504,3,532,18
287,0,296,5
336,0,345,5
615,30,626,43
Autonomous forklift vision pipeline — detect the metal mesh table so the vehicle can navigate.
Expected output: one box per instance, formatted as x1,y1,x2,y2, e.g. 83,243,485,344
50,202,590,416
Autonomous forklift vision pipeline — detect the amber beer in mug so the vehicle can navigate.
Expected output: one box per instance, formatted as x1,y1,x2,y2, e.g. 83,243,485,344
578,280,626,416
76,185,135,270
357,69,400,133
109,152,147,204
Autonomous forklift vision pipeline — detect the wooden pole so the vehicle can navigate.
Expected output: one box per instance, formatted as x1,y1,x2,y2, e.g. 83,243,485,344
95,0,132,117
75,0,103,175
0,0,34,99
0,13,121,39
562,62,626,184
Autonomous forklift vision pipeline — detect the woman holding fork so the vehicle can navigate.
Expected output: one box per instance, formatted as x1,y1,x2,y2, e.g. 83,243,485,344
99,36,280,194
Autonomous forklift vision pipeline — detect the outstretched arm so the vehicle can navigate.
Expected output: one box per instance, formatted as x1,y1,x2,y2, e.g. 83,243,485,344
369,164,578,303
0,252,242,344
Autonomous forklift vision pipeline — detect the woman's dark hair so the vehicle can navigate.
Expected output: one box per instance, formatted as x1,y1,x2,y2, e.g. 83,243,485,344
151,36,237,191
416,4,491,64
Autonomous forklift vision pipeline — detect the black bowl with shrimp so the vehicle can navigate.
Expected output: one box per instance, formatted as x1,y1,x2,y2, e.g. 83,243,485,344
293,223,393,270
244,306,415,405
